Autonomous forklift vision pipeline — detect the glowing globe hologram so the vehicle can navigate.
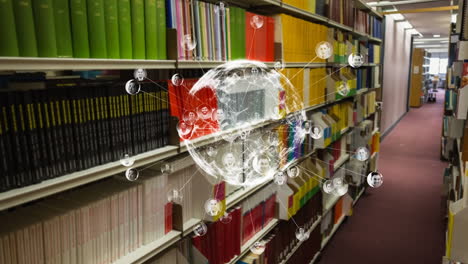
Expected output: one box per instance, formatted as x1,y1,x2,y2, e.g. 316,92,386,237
193,222,208,237
315,41,333,60
125,80,141,95
134,68,147,81
295,227,310,241
250,241,266,255
181,34,197,51
287,166,300,178
355,147,370,161
167,189,183,204
204,198,222,216
178,60,306,187
171,73,184,86
220,212,233,224
367,171,383,188
337,83,350,96
120,153,135,167
310,125,323,140
125,168,139,181
348,53,364,68
322,180,334,193
250,15,264,29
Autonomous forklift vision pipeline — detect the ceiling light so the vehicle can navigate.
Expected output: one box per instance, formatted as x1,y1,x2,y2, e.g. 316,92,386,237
452,14,457,23
433,34,440,37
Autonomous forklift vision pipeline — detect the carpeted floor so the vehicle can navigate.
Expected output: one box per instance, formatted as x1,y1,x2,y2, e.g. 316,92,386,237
318,89,447,264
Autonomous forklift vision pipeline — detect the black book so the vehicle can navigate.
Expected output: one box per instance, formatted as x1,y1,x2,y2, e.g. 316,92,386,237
49,88,67,176
31,89,51,180
6,92,25,187
161,81,170,146
23,90,42,183
129,87,140,155
99,85,112,163
61,86,77,172
0,95,11,190
155,82,163,148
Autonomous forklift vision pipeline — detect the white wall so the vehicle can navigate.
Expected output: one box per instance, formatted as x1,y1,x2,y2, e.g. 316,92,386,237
381,16,413,134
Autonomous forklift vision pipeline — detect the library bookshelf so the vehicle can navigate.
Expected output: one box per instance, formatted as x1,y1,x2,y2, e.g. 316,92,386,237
0,0,384,263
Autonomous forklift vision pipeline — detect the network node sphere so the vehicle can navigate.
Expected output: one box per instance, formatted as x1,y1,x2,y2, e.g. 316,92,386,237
167,189,183,203
310,125,323,140
120,153,135,167
355,147,370,161
250,15,264,29
125,80,141,95
348,53,364,68
178,60,305,187
193,222,208,237
296,227,310,241
322,180,334,194
367,171,383,188
250,241,266,255
125,168,139,181
134,68,147,81
315,41,333,60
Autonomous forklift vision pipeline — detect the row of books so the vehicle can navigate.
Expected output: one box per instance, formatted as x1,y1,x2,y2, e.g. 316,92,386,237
0,174,173,264
0,79,170,192
0,0,167,59
355,9,383,38
328,0,355,28
238,191,322,264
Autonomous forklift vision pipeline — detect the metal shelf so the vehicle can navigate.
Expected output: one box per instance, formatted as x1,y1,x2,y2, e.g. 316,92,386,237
0,145,179,211
280,216,322,264
321,214,346,248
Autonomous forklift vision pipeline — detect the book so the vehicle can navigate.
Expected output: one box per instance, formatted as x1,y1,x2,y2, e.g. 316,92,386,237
104,0,121,59
145,0,158,60
53,0,73,57
156,0,167,59
87,0,107,58
131,0,146,59
32,0,58,57
13,0,38,57
70,0,90,58
118,0,133,59
0,0,19,56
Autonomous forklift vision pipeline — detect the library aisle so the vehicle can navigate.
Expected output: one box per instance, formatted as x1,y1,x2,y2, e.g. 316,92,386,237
319,90,447,264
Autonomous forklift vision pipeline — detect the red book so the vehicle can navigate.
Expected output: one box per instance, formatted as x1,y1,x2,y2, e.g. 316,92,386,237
245,12,269,61
265,17,275,61
234,207,241,256
164,203,173,234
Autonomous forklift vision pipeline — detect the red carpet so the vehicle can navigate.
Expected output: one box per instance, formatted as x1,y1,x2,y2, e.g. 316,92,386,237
319,90,447,264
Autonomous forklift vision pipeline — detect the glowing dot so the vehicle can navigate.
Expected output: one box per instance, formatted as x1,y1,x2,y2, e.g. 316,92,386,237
125,80,140,95
315,41,334,59
171,73,184,86
337,83,350,96
134,68,147,81
355,147,370,161
367,171,383,188
181,34,197,51
274,172,287,185
120,153,135,167
348,53,364,68
167,189,183,203
287,166,300,178
125,168,139,181
303,121,312,134
220,212,232,224
204,199,222,216
322,180,334,193
250,15,264,29
250,241,266,255
274,60,284,71
310,126,323,139
161,163,173,174
177,121,193,138
296,227,310,241
193,222,208,237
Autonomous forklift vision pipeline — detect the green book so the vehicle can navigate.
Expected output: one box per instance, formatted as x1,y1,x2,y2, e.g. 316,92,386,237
131,0,146,59
53,0,73,57
0,0,19,56
33,0,58,57
239,8,246,59
144,0,158,60
70,0,90,58
13,0,38,57
155,0,166,59
118,0,133,59
87,0,107,58
104,0,120,58
230,7,239,59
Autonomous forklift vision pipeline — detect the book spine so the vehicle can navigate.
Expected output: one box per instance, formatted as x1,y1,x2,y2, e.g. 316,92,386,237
32,0,58,57
118,0,133,59
70,0,90,58
63,90,77,172
104,0,121,59
7,93,25,187
24,92,42,183
87,0,108,58
0,0,19,56
0,96,11,190
156,0,167,59
13,0,38,57
53,0,73,57
145,0,159,60
131,0,146,59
